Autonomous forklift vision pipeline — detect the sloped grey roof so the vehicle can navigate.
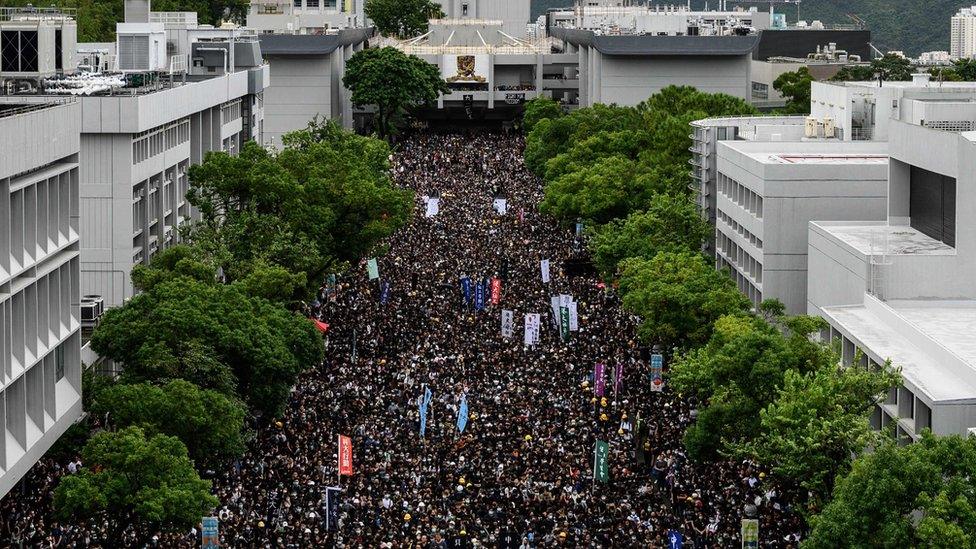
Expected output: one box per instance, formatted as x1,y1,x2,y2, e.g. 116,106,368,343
551,27,759,56
258,28,373,56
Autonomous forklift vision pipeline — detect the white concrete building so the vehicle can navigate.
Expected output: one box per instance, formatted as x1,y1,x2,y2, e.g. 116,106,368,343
2,2,270,307
552,27,758,107
807,87,976,442
434,0,531,38
714,141,888,313
257,28,369,143
951,6,976,60
247,0,365,34
0,101,83,498
811,76,976,141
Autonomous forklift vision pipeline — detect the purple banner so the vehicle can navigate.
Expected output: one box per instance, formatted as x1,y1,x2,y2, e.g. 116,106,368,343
614,363,624,394
594,363,606,397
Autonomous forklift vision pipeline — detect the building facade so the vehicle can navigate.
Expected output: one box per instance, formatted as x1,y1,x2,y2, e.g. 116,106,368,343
714,140,888,313
951,6,976,60
808,89,976,441
247,0,365,34
434,0,531,38
0,101,83,498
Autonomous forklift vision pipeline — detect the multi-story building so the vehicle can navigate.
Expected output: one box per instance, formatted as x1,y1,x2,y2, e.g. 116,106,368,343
247,0,365,34
258,28,370,142
1,1,270,307
951,6,976,60
714,140,888,313
0,100,83,498
808,86,976,442
434,0,531,38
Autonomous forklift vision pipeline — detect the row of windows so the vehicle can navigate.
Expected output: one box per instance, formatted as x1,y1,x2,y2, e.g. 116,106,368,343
0,258,78,388
717,231,763,285
221,99,242,124
827,328,932,444
718,172,763,219
1,168,78,279
132,119,191,165
717,210,763,250
132,165,190,265
716,255,762,308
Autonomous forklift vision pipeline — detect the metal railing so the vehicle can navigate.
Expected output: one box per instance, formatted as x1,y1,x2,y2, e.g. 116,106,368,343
0,6,76,22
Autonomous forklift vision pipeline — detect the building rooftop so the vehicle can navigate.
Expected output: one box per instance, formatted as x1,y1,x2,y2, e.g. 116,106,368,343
767,154,888,164
551,27,759,56
258,28,373,56
0,102,60,119
814,222,956,256
823,298,976,404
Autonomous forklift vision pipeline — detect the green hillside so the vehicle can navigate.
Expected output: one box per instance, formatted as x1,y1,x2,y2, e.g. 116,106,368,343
532,0,969,56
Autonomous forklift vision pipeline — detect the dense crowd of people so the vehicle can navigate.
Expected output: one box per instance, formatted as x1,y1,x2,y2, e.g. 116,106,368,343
0,131,805,547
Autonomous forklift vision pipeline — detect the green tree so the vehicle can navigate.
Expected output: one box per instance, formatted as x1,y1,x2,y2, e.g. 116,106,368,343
831,64,878,82
672,314,837,461
589,194,709,278
872,53,915,81
91,380,246,468
343,47,448,139
732,361,900,504
364,0,443,38
187,121,413,291
637,85,757,119
773,66,814,114
53,427,218,543
807,434,976,548
617,252,750,349
524,104,643,177
522,96,564,133
90,277,323,417
539,155,658,225
954,58,976,81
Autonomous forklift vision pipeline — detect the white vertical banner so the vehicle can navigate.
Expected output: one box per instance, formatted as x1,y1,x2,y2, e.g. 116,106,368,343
540,259,550,284
493,198,508,215
568,300,579,331
550,295,561,325
524,313,541,345
425,197,440,218
501,309,514,338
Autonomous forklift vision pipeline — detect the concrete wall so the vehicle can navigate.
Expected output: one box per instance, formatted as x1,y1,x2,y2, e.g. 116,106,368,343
718,140,888,314
591,52,751,107
0,102,83,498
262,55,333,148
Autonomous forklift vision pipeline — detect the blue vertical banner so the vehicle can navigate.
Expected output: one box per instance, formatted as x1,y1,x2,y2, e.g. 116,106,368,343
650,353,664,392
667,530,683,549
419,387,433,438
475,279,485,311
461,276,472,307
456,393,469,433
380,281,390,305
324,486,341,531
202,517,219,548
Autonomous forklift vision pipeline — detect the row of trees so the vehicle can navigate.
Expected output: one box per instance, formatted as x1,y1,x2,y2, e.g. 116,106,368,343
523,89,913,541
54,121,413,541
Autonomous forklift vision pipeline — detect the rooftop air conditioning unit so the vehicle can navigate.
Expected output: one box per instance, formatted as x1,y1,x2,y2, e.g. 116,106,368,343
83,295,105,317
116,23,167,72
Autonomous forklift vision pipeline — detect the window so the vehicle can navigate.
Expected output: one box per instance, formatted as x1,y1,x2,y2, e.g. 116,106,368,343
55,345,65,381
751,81,768,101
910,165,956,247
462,3,469,16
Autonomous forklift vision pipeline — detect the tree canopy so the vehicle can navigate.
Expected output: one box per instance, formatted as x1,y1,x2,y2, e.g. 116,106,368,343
53,427,218,542
343,47,448,139
90,276,323,418
522,97,564,133
773,66,813,114
807,434,976,547
618,252,751,349
364,0,443,39
731,360,899,502
90,379,247,468
186,120,413,295
589,194,709,278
